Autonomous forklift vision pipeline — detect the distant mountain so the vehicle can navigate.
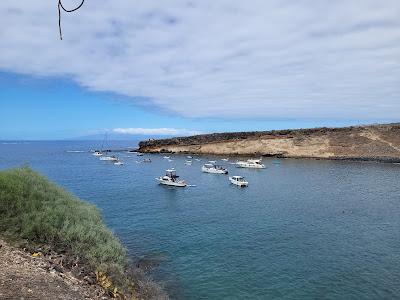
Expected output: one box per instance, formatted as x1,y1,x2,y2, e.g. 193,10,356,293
68,133,176,141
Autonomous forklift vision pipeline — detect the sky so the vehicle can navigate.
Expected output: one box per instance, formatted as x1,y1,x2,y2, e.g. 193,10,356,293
0,0,399,140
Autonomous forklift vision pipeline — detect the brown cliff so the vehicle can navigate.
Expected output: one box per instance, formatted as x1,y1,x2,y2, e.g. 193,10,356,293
138,123,400,162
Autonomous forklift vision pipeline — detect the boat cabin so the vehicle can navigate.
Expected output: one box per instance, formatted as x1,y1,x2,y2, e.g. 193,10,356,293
247,159,262,165
166,169,179,178
205,162,224,169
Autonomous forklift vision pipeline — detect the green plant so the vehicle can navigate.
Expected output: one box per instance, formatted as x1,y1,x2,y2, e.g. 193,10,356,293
0,167,167,299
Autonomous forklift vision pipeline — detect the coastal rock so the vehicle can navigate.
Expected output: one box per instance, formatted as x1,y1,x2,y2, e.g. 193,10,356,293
138,123,400,162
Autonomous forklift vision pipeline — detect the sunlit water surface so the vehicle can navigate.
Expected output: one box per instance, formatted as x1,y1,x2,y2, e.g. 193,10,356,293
1,141,400,299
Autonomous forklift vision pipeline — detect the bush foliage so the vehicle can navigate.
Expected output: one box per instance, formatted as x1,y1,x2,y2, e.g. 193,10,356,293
0,167,168,299
0,167,127,271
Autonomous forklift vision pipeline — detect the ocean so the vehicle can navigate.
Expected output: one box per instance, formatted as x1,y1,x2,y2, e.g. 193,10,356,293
1,140,400,299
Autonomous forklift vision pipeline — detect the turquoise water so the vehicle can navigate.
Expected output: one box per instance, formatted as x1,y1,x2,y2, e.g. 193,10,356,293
1,141,400,299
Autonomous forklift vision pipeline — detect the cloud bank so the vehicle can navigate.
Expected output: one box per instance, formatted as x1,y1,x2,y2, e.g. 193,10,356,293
0,0,399,119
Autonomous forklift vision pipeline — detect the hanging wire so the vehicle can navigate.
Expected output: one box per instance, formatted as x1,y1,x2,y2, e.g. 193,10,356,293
58,0,85,40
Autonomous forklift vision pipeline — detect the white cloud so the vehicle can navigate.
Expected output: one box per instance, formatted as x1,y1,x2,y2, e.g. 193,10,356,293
0,1,399,119
112,127,202,136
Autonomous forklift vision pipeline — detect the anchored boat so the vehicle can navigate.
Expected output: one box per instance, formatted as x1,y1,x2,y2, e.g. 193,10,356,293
100,155,118,161
236,159,265,169
93,151,102,157
156,169,187,187
201,162,228,174
229,176,248,187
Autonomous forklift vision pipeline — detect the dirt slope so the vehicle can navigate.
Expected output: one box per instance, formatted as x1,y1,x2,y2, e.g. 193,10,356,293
0,239,109,300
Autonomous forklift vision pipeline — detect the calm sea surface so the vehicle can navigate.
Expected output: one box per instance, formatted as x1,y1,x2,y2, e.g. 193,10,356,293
1,141,400,299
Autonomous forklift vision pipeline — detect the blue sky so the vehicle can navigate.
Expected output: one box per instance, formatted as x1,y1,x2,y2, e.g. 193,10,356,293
0,1,399,140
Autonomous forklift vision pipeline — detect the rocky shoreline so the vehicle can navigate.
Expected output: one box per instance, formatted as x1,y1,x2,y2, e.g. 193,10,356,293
138,123,400,163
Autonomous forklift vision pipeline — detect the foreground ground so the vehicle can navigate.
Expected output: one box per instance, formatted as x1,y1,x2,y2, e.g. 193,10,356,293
0,239,109,300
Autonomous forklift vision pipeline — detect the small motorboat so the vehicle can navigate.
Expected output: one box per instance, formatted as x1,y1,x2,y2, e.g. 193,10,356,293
163,156,170,159
187,156,193,159
185,160,192,165
221,158,229,161
100,155,119,161
137,153,144,156
114,160,124,166
229,176,248,187
93,151,103,157
201,162,228,174
156,169,187,187
236,159,265,169
195,158,201,162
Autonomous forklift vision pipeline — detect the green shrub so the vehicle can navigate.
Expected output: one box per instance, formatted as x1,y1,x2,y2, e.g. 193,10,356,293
0,167,126,272
0,167,168,299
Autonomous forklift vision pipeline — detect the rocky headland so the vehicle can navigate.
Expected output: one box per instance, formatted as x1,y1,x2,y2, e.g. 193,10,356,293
138,123,400,162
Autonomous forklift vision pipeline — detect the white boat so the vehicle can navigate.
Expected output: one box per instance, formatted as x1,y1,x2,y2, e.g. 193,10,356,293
185,160,192,165
137,153,144,156
195,158,201,162
114,161,124,166
163,156,170,159
229,176,248,187
187,156,192,159
100,155,118,161
93,151,102,157
236,159,265,169
156,169,187,187
201,162,228,174
221,158,229,161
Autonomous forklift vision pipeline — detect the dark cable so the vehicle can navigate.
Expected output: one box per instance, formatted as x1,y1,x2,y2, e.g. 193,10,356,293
58,0,85,40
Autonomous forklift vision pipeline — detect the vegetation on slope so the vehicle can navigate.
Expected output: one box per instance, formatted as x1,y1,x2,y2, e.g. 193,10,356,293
0,167,167,299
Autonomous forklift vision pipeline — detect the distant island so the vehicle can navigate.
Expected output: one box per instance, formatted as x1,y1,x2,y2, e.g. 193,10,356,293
139,123,400,163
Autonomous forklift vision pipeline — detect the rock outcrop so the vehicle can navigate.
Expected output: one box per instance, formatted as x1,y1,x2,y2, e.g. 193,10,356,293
138,123,400,162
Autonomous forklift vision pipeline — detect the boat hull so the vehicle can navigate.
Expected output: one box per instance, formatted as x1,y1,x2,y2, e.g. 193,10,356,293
156,178,187,187
236,162,265,169
100,156,118,161
229,177,248,187
201,166,228,174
